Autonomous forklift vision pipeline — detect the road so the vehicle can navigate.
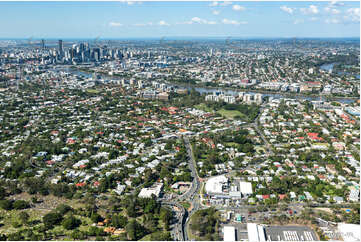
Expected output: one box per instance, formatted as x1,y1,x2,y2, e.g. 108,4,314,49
252,106,274,156
158,136,202,241
178,137,200,202
182,136,202,241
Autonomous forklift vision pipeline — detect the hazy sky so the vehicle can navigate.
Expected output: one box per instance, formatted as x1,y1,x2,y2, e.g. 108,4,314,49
0,1,359,38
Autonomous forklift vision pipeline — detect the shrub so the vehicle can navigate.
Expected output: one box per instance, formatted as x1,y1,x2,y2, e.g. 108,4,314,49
13,200,30,210
0,199,13,210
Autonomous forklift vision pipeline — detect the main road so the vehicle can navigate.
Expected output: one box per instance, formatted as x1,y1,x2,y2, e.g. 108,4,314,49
182,136,202,241
158,136,202,241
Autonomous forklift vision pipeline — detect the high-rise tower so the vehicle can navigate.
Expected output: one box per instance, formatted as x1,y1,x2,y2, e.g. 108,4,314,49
58,39,64,56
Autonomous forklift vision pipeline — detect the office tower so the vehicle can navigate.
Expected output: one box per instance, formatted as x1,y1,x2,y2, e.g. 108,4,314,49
80,43,85,52
58,40,64,56
93,48,100,62
41,39,45,49
94,52,99,62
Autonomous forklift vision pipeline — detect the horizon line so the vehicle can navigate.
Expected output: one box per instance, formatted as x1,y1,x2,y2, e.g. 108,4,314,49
1,36,360,40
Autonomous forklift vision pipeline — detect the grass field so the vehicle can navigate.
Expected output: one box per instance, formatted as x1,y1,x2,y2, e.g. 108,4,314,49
255,145,266,153
86,89,100,94
194,103,213,112
217,109,245,119
181,202,191,210
225,142,239,147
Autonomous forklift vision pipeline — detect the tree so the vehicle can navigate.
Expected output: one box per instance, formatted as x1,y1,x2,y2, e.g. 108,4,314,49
62,215,81,230
88,226,106,236
126,203,137,218
126,219,146,240
18,211,30,225
160,207,172,230
149,231,172,241
71,229,86,240
0,187,6,200
91,213,103,223
0,199,13,210
56,204,72,215
43,212,63,229
111,214,127,228
7,232,23,241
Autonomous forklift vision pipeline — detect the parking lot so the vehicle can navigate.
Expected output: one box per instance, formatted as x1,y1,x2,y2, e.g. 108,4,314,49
264,225,318,241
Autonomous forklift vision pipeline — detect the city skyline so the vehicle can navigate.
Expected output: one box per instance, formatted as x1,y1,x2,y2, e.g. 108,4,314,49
0,1,359,38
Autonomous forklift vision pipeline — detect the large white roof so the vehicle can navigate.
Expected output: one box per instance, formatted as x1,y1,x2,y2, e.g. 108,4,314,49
205,175,228,194
240,181,253,194
247,223,266,242
223,226,236,241
338,223,361,242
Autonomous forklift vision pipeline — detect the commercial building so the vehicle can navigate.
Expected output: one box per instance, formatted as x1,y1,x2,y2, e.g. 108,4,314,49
138,183,163,198
223,226,236,241
247,223,266,242
205,175,228,194
239,181,253,196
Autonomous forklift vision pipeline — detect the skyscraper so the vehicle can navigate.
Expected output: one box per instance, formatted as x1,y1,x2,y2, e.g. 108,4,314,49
41,39,45,49
58,39,63,56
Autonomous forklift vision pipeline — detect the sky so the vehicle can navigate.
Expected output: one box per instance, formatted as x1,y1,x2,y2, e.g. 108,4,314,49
0,1,359,38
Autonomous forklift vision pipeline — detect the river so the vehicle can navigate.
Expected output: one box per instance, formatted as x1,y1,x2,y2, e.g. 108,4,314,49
56,66,357,104
320,63,360,79
320,63,335,72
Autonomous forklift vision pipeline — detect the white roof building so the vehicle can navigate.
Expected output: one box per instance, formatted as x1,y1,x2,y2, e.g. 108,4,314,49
337,223,361,242
205,175,228,194
114,184,126,195
240,181,253,195
349,189,359,202
223,226,236,241
247,223,266,242
138,183,163,198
